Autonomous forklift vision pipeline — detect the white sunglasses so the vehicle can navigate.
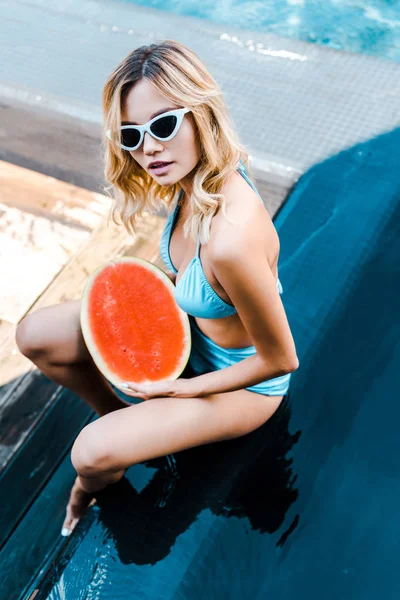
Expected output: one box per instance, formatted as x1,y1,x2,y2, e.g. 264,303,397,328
106,107,192,151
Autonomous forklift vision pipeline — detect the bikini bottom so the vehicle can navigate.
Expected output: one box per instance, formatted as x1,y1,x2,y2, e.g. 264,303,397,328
186,316,291,397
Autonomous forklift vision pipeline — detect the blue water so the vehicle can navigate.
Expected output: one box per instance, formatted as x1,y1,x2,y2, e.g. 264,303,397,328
42,126,400,600
128,0,400,62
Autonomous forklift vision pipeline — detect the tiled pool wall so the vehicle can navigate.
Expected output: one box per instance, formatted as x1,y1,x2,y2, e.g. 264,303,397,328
1,0,400,214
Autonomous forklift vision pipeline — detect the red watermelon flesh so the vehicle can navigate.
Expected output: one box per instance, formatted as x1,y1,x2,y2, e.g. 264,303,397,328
80,258,191,388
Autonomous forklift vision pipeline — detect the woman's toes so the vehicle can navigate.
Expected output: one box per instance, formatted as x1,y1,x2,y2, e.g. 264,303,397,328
61,505,80,536
61,528,71,537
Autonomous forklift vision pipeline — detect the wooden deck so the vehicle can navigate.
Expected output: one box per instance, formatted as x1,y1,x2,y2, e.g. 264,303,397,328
0,161,168,600
0,160,167,465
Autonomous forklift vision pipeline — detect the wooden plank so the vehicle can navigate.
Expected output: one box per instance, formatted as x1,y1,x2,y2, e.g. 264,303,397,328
0,371,62,470
0,202,90,324
0,324,33,418
0,319,14,355
17,212,164,310
0,160,109,231
0,211,166,389
0,210,166,476
0,383,94,548
0,160,113,326
0,402,97,600
0,159,112,327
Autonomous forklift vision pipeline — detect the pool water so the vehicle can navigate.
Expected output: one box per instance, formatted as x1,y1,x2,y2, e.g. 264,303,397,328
127,0,400,62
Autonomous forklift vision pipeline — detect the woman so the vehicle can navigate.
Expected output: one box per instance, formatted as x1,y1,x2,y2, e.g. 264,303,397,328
16,40,299,536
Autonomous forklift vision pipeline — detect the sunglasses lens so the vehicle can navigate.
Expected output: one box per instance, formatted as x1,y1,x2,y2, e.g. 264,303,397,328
120,128,141,149
150,115,177,139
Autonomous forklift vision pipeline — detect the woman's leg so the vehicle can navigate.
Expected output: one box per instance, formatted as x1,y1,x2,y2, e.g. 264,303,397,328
16,300,133,535
62,388,284,534
16,300,130,416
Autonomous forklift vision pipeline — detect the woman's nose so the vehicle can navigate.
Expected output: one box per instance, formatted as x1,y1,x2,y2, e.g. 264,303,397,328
143,132,163,154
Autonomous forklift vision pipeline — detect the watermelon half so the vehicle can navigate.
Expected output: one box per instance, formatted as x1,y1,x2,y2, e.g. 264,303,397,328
80,257,191,390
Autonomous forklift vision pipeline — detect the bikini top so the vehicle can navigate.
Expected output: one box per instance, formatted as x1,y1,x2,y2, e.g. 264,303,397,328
159,160,283,319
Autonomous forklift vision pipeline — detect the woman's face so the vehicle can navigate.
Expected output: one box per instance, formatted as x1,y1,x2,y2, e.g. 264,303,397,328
121,79,200,187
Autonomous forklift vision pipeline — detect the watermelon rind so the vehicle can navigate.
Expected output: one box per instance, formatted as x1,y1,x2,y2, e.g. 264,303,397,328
80,257,192,390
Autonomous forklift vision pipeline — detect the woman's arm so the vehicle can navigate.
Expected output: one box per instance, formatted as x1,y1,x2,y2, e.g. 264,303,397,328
121,235,298,400
171,238,299,396
209,234,299,372
121,353,295,399
180,353,295,397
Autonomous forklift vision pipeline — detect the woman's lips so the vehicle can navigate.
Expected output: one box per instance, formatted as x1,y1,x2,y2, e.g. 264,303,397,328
149,162,174,175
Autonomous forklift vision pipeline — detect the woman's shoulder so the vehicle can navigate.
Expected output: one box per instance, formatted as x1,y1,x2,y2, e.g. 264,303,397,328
220,169,264,216
209,170,279,263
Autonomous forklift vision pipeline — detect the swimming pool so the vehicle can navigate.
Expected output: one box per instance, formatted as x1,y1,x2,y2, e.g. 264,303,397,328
126,0,400,62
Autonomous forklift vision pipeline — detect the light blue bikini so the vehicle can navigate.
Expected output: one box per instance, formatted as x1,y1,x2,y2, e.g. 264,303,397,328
160,160,291,396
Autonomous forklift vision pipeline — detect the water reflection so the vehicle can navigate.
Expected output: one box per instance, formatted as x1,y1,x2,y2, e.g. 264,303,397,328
94,391,300,565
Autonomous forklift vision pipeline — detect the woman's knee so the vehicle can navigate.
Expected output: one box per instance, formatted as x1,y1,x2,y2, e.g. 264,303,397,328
71,424,115,477
15,311,49,359
15,300,89,364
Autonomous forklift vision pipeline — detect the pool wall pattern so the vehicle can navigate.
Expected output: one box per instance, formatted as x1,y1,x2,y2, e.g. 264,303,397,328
1,0,400,212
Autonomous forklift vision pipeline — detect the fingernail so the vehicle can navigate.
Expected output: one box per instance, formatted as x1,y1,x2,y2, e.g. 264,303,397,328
61,528,71,537
120,383,130,389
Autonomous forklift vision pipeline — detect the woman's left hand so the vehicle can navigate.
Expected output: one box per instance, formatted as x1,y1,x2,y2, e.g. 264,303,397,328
119,378,199,400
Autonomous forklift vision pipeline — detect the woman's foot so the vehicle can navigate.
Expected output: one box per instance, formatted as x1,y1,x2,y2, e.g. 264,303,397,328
61,475,96,536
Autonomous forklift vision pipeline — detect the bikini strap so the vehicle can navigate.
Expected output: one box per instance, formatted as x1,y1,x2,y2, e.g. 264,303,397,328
196,233,201,257
238,158,247,174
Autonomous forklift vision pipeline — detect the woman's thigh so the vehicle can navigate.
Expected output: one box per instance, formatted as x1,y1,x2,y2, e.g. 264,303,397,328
16,299,91,364
72,389,284,473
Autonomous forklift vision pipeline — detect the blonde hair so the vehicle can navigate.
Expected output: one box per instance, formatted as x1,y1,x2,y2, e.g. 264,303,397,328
101,39,252,244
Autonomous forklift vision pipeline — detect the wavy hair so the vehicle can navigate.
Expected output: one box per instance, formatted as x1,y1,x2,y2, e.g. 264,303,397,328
101,39,252,244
